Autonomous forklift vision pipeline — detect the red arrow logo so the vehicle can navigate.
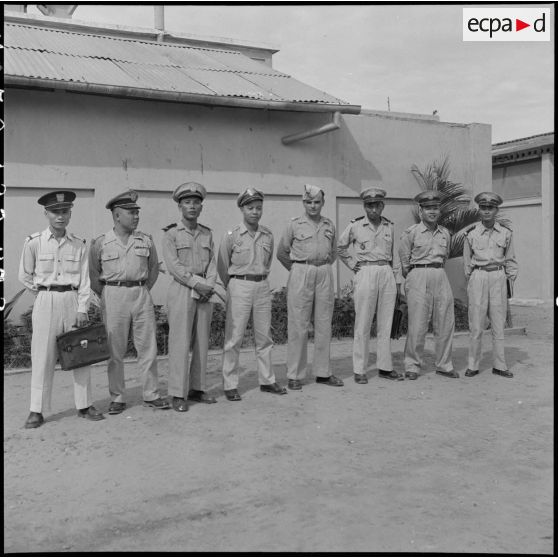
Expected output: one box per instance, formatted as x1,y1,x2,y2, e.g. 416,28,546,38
516,19,530,31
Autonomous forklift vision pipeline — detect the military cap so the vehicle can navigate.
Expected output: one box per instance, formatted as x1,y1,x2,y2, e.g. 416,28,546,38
237,187,264,207
302,184,324,200
360,187,386,202
173,182,206,203
37,190,76,210
474,191,503,207
106,190,140,210
414,191,441,206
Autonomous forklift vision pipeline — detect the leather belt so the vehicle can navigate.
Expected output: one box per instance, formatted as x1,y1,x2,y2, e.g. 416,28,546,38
102,280,146,287
37,285,77,292
230,274,267,282
411,263,443,269
359,260,389,267
292,260,329,267
474,265,504,272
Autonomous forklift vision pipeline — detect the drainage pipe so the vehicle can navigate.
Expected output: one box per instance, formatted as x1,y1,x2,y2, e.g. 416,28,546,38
281,111,342,145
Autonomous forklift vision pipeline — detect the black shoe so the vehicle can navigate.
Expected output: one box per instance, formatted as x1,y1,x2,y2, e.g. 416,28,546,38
108,401,126,415
378,370,404,381
187,390,217,404
144,397,171,409
24,412,44,429
316,375,344,387
171,397,189,412
493,368,513,378
354,374,368,384
465,369,479,377
405,371,418,380
288,379,303,390
224,389,242,402
260,383,287,395
77,406,105,421
436,370,459,379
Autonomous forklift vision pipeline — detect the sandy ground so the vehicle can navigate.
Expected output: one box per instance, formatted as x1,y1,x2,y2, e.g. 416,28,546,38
3,303,553,554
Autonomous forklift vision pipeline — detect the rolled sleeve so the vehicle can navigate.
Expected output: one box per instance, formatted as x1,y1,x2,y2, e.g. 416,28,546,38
18,239,37,292
337,224,356,271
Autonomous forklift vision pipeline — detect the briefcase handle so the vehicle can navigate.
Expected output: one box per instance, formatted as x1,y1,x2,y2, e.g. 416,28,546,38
61,334,107,353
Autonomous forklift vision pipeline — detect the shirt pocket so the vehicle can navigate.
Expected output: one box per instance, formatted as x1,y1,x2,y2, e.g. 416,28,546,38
472,235,489,251
232,243,251,266
101,252,120,275
198,237,212,268
134,246,150,273
294,231,313,255
37,253,55,274
381,231,393,251
494,237,507,256
63,254,81,274
176,240,193,267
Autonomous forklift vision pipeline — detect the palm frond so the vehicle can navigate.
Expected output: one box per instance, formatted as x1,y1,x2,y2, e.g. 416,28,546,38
3,288,26,322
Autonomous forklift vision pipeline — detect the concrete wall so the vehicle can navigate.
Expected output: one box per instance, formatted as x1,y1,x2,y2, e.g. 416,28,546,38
4,88,491,318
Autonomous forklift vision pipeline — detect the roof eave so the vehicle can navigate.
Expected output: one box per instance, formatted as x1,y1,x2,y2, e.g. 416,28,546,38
5,75,362,114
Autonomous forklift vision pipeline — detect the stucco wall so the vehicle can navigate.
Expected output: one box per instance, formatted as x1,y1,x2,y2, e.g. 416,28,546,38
4,88,491,318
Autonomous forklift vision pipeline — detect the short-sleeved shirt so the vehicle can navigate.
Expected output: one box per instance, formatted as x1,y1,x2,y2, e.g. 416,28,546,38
463,222,518,280
162,221,217,289
18,227,90,313
217,222,274,284
398,222,451,275
276,214,336,270
337,216,402,280
89,229,159,295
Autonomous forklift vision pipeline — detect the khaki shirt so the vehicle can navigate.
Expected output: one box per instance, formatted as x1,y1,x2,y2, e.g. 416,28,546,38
463,222,518,280
218,223,274,285
276,214,336,270
337,216,402,281
398,222,451,276
162,221,217,289
89,229,159,295
18,227,91,313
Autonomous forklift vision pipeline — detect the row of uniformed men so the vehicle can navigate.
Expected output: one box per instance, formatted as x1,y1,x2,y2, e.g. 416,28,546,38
19,183,518,428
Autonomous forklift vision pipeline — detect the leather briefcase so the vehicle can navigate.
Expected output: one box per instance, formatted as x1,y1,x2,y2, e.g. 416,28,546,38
56,323,110,370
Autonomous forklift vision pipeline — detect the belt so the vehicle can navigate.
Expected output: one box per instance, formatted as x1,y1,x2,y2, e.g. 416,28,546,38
230,274,267,282
101,280,146,287
359,260,390,267
474,265,504,272
292,260,329,267
37,285,77,292
410,263,443,269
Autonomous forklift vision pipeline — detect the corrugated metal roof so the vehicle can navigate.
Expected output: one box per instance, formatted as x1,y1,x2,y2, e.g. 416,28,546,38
4,21,358,112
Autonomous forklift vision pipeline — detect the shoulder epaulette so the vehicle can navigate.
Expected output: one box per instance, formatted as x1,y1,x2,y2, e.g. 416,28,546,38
25,232,41,242
382,216,393,225
71,233,86,244
93,233,106,243
162,223,177,232
438,225,450,235
351,216,365,223
259,224,272,235
464,223,477,235
404,223,418,234
198,223,212,231
497,221,513,232
290,216,298,221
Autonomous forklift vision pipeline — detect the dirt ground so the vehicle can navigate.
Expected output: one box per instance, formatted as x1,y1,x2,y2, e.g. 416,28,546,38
3,303,553,554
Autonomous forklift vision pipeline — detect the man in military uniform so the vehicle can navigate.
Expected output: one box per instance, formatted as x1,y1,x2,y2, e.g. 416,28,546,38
218,188,287,401
19,190,104,428
399,191,456,379
463,192,518,378
277,184,342,390
338,187,403,383
162,182,218,412
89,190,169,413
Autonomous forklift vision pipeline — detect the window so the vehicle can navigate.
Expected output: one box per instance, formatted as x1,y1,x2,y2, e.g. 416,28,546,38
492,158,541,199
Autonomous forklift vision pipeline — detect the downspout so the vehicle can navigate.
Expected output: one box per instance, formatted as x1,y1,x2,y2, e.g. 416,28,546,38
154,6,165,42
281,111,341,145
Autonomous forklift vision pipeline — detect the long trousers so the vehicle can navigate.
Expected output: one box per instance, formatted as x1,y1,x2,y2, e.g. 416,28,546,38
353,265,397,374
30,290,92,413
467,268,508,371
286,263,334,380
102,285,159,403
222,278,275,390
404,267,454,373
167,280,213,398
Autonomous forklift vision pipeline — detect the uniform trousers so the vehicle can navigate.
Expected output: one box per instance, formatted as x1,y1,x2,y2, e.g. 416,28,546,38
222,278,275,390
467,268,508,371
353,265,397,374
102,285,159,403
167,280,213,398
404,267,454,373
286,263,334,380
30,290,92,413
